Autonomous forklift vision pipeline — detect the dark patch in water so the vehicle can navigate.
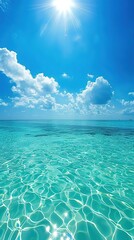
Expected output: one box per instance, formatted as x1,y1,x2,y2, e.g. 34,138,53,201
35,134,48,137
103,133,112,136
32,125,134,137
89,132,96,135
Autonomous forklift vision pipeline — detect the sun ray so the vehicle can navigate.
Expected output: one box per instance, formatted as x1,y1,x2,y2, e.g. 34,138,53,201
35,0,89,35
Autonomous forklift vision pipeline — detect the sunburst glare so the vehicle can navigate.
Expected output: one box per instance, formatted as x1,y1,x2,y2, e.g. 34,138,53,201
52,0,75,14
36,0,88,35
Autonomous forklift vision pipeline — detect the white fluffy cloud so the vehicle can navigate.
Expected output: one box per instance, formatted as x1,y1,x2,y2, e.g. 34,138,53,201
120,98,134,116
56,79,114,116
0,48,59,109
13,95,56,110
77,77,114,105
0,48,31,82
0,48,58,97
0,48,115,116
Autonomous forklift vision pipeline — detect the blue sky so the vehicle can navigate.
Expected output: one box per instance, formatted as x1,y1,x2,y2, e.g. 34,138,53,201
0,0,134,119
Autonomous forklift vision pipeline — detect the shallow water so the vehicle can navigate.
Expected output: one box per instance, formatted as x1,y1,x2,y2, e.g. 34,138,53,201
0,120,134,240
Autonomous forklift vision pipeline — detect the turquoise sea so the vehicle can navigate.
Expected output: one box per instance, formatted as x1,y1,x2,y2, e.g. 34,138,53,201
0,120,134,240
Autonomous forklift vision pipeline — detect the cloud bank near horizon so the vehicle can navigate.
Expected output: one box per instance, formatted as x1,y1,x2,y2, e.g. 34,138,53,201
0,48,133,117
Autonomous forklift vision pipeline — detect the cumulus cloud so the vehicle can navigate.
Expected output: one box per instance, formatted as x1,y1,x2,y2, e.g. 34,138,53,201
77,77,114,105
0,48,31,82
0,48,115,116
120,99,134,116
0,99,8,106
0,48,59,96
13,95,56,110
0,48,59,109
56,78,114,116
58,91,75,104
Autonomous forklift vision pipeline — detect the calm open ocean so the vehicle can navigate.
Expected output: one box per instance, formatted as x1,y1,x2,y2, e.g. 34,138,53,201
0,120,134,240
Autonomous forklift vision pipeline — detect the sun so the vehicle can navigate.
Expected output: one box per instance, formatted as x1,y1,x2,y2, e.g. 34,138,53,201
37,0,86,35
52,0,75,14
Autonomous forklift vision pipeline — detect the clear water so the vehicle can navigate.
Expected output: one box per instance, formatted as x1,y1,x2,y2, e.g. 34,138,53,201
0,120,134,240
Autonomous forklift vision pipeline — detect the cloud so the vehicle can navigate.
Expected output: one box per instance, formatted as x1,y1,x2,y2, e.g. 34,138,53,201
122,108,134,116
61,73,70,79
0,48,59,109
58,91,75,105
56,78,114,117
0,48,116,117
120,99,134,116
0,99,8,106
87,74,94,79
0,48,59,96
128,92,134,97
120,99,134,106
13,95,56,110
77,76,114,105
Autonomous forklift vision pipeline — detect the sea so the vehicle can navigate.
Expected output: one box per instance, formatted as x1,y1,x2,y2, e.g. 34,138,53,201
0,120,134,240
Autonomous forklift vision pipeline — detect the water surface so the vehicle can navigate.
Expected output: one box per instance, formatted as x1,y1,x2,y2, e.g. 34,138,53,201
0,120,134,240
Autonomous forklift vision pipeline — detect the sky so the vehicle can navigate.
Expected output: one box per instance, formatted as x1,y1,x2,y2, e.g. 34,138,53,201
0,0,134,119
